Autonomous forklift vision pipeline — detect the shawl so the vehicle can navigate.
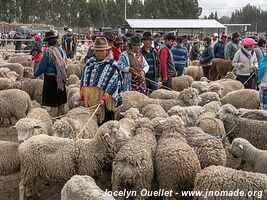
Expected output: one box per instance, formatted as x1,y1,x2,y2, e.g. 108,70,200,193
258,54,267,82
47,46,67,90
81,56,123,107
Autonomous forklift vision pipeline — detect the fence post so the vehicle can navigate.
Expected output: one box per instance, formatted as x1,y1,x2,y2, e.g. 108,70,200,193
5,38,7,54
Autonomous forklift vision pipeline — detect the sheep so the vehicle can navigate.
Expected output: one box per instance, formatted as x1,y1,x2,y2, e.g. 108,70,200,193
67,74,80,86
18,121,130,200
185,127,227,168
239,108,267,121
0,67,19,81
200,77,209,82
209,80,244,97
17,79,43,104
209,58,234,81
167,105,204,126
67,87,84,110
190,81,209,94
156,127,201,200
203,101,222,113
193,165,267,200
149,89,179,99
184,65,204,81
112,118,157,200
12,107,52,142
121,91,150,112
216,104,267,150
123,107,143,120
195,112,226,138
23,67,34,79
171,75,194,91
190,60,200,66
66,63,84,78
230,138,267,174
52,106,98,139
0,141,19,175
7,55,33,67
222,71,236,79
220,89,260,109
0,63,24,80
199,92,220,106
61,175,115,200
141,104,168,120
0,89,32,122
0,78,14,90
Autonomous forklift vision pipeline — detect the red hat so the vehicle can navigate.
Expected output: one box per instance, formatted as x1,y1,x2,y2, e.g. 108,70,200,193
242,38,257,47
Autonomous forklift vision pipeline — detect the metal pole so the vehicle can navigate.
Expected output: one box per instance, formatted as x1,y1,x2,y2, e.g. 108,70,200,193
5,37,7,54
125,0,127,20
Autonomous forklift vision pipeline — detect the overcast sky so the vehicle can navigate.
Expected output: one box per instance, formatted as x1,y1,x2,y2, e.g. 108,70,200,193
198,0,267,17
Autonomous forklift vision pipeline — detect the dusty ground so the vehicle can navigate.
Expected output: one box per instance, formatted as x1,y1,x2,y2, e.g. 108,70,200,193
0,125,64,200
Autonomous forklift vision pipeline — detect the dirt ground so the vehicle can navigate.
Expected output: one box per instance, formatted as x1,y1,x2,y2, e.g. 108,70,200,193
0,125,64,200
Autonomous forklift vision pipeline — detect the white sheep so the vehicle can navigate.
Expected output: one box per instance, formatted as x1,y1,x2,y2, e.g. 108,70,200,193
12,107,52,142
209,79,244,97
53,106,98,139
141,104,168,120
67,74,80,86
149,89,180,99
67,87,84,110
199,92,220,106
18,121,130,200
0,141,19,175
61,175,115,200
190,81,209,94
184,65,203,81
171,75,194,91
0,63,24,80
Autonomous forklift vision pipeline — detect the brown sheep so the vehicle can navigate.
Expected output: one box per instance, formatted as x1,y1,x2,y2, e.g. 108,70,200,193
209,58,234,81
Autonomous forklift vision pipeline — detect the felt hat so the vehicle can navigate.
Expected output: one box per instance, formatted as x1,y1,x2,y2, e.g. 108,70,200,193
103,31,116,42
242,38,257,47
142,32,153,40
128,35,141,45
43,30,58,41
92,37,111,50
115,36,124,44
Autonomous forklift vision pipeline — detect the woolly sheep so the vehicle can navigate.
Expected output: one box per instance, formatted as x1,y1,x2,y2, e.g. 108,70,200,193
190,81,209,94
61,175,115,200
167,105,204,126
199,92,220,106
239,108,267,121
230,138,267,174
119,108,143,135
156,128,201,199
112,118,157,199
23,67,34,79
0,89,32,121
119,118,136,136
66,63,84,78
193,165,267,200
216,104,267,150
200,77,209,82
210,79,244,97
171,75,194,91
0,63,24,80
0,141,19,175
149,89,179,99
123,107,143,120
8,55,33,67
53,106,98,139
12,107,52,142
17,79,43,104
67,74,80,86
18,121,130,199
209,58,234,81
190,60,200,66
184,65,204,81
222,71,236,79
220,89,260,109
0,78,14,90
0,67,19,81
141,104,168,120
121,91,150,112
203,101,222,113
196,112,225,138
67,87,84,110
186,127,227,168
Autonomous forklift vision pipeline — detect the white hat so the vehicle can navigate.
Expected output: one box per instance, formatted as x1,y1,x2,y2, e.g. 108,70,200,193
213,33,218,37
67,28,73,32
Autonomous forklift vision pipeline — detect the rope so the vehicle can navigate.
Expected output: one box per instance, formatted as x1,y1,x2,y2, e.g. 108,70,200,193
242,71,256,86
224,122,240,138
75,103,101,139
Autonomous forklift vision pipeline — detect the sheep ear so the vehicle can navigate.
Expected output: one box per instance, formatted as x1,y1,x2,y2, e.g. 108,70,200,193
120,112,126,116
33,125,42,129
239,144,244,150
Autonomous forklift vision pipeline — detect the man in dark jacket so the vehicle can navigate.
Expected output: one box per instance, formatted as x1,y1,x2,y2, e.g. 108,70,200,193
141,32,160,93
62,28,77,58
14,33,22,53
214,34,227,59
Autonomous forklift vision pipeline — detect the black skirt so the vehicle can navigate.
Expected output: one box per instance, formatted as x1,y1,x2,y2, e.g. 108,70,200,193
42,74,67,107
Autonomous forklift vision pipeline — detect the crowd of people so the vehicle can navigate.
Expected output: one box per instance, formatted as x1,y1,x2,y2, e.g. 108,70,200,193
26,28,267,124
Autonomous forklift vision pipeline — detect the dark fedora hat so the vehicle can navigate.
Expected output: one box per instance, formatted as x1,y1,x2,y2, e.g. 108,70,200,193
43,30,58,41
103,31,116,42
115,36,124,44
142,32,153,41
128,35,141,45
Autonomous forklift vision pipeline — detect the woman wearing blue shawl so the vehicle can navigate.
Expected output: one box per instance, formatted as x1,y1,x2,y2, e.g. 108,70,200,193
258,54,267,110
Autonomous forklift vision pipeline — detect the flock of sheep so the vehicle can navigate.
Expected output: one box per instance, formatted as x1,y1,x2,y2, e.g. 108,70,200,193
0,51,266,200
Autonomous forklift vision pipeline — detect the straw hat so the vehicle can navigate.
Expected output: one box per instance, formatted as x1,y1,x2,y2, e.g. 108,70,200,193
92,37,111,50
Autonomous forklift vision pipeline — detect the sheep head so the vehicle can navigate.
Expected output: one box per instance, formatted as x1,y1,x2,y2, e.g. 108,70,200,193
123,108,143,120
215,104,240,123
13,118,43,143
178,87,201,106
98,121,130,148
131,117,154,135
23,67,34,79
229,138,253,159
53,117,81,139
209,83,223,97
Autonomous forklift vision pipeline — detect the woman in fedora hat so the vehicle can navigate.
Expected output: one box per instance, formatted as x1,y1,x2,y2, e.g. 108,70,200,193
34,30,67,117
80,37,123,124
117,35,149,94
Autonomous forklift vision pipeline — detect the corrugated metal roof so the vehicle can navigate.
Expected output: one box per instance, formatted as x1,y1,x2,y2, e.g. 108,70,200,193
126,19,226,29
